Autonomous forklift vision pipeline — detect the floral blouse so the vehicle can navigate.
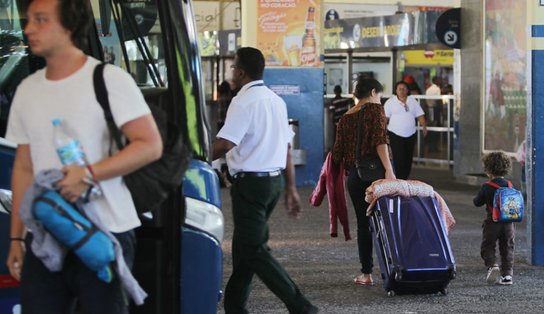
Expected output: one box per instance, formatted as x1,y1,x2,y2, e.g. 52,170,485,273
331,102,389,169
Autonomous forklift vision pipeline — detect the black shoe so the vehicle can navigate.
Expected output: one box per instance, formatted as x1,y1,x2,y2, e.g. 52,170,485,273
301,304,318,314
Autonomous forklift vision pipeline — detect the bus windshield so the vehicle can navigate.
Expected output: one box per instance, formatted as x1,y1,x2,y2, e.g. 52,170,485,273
91,0,210,160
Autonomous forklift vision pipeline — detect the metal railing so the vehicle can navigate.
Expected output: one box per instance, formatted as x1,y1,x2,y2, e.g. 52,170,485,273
409,95,456,166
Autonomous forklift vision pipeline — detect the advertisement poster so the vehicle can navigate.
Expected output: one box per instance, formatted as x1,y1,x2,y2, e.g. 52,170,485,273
257,0,321,67
95,19,121,68
483,0,526,154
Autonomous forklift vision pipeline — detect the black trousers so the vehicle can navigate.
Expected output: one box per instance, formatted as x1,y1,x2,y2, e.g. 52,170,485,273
21,231,135,314
346,168,373,274
224,175,311,314
388,131,417,180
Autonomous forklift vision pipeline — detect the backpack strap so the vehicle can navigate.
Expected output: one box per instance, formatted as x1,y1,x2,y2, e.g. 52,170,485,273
93,63,124,150
485,181,500,189
485,180,512,189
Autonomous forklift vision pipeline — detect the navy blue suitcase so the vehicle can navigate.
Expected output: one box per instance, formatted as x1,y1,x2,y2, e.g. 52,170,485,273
370,195,456,296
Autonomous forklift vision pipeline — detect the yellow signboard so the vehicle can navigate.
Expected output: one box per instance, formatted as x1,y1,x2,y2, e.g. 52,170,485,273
257,0,321,67
403,50,454,65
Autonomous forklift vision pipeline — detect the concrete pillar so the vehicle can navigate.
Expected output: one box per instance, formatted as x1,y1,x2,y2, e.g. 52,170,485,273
455,1,483,178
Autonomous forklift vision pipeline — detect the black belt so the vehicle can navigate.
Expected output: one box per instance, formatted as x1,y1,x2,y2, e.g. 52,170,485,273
233,170,282,180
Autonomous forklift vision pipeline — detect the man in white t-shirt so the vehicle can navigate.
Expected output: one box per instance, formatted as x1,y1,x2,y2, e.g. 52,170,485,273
426,76,442,97
425,76,443,152
213,47,318,314
5,0,162,313
425,76,442,123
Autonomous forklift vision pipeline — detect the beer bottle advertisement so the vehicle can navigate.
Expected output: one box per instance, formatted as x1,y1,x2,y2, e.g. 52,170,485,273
257,0,321,67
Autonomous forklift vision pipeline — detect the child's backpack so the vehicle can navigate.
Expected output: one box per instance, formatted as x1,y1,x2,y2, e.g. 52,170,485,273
33,190,115,282
486,181,524,222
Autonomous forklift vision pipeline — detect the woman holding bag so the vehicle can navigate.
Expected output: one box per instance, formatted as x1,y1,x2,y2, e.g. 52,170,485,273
332,77,396,286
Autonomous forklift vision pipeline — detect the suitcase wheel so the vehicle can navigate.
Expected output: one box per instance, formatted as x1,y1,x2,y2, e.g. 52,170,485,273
448,268,457,280
387,290,396,297
391,268,402,281
439,288,448,296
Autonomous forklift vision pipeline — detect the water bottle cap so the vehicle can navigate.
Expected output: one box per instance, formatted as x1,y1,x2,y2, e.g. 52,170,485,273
52,118,61,126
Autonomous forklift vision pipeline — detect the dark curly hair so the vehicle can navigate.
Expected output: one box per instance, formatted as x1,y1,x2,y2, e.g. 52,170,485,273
353,77,383,99
482,152,511,177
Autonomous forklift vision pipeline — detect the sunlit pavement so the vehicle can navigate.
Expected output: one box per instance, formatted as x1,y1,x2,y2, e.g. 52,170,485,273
217,166,544,314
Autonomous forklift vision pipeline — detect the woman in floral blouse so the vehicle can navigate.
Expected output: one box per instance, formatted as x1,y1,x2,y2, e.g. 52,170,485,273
332,77,396,286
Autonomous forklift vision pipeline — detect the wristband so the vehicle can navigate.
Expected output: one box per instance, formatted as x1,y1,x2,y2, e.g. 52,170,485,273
86,164,98,180
83,167,95,186
10,237,24,242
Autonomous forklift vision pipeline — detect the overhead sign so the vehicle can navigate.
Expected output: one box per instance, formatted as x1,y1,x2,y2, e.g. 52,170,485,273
403,50,454,65
323,10,445,50
435,8,461,49
324,13,413,49
323,3,397,20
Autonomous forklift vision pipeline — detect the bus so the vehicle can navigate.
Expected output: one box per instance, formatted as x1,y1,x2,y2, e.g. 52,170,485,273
0,0,223,313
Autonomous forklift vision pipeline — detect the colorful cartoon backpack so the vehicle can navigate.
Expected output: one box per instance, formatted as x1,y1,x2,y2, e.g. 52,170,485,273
486,181,524,223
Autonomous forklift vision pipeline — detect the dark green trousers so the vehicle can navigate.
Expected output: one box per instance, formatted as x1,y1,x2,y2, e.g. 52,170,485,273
224,175,311,314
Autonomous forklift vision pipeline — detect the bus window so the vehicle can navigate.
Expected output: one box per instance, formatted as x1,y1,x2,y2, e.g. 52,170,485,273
92,1,167,88
0,0,29,138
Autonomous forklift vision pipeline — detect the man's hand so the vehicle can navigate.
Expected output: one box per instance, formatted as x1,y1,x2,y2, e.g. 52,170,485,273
6,241,24,281
57,165,90,202
285,186,302,219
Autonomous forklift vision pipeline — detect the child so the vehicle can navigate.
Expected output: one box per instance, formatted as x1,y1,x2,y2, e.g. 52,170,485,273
473,152,515,285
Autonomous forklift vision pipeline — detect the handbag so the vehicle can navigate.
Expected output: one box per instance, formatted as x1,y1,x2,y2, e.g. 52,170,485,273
355,107,386,182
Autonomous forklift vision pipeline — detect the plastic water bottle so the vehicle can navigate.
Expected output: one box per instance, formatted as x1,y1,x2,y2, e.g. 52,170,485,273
52,118,87,166
52,118,102,198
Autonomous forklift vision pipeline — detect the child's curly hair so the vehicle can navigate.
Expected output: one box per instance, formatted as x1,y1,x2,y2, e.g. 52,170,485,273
482,151,511,177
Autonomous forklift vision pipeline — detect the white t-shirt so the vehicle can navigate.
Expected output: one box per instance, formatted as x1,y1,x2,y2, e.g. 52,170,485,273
384,95,425,138
425,83,441,107
217,80,294,175
6,57,150,232
425,83,441,96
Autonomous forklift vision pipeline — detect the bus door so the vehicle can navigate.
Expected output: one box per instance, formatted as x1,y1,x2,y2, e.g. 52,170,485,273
90,1,222,314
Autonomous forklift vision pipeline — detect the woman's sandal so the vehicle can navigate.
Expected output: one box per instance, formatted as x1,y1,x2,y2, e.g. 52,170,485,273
353,275,374,286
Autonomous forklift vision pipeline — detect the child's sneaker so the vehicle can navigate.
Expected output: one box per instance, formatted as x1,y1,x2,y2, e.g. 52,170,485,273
486,266,500,284
498,275,513,285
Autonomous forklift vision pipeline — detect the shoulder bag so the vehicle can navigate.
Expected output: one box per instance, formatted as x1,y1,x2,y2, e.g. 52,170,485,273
93,63,190,213
355,106,386,182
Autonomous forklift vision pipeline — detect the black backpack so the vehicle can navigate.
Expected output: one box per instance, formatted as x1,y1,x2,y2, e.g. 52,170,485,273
93,63,189,213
